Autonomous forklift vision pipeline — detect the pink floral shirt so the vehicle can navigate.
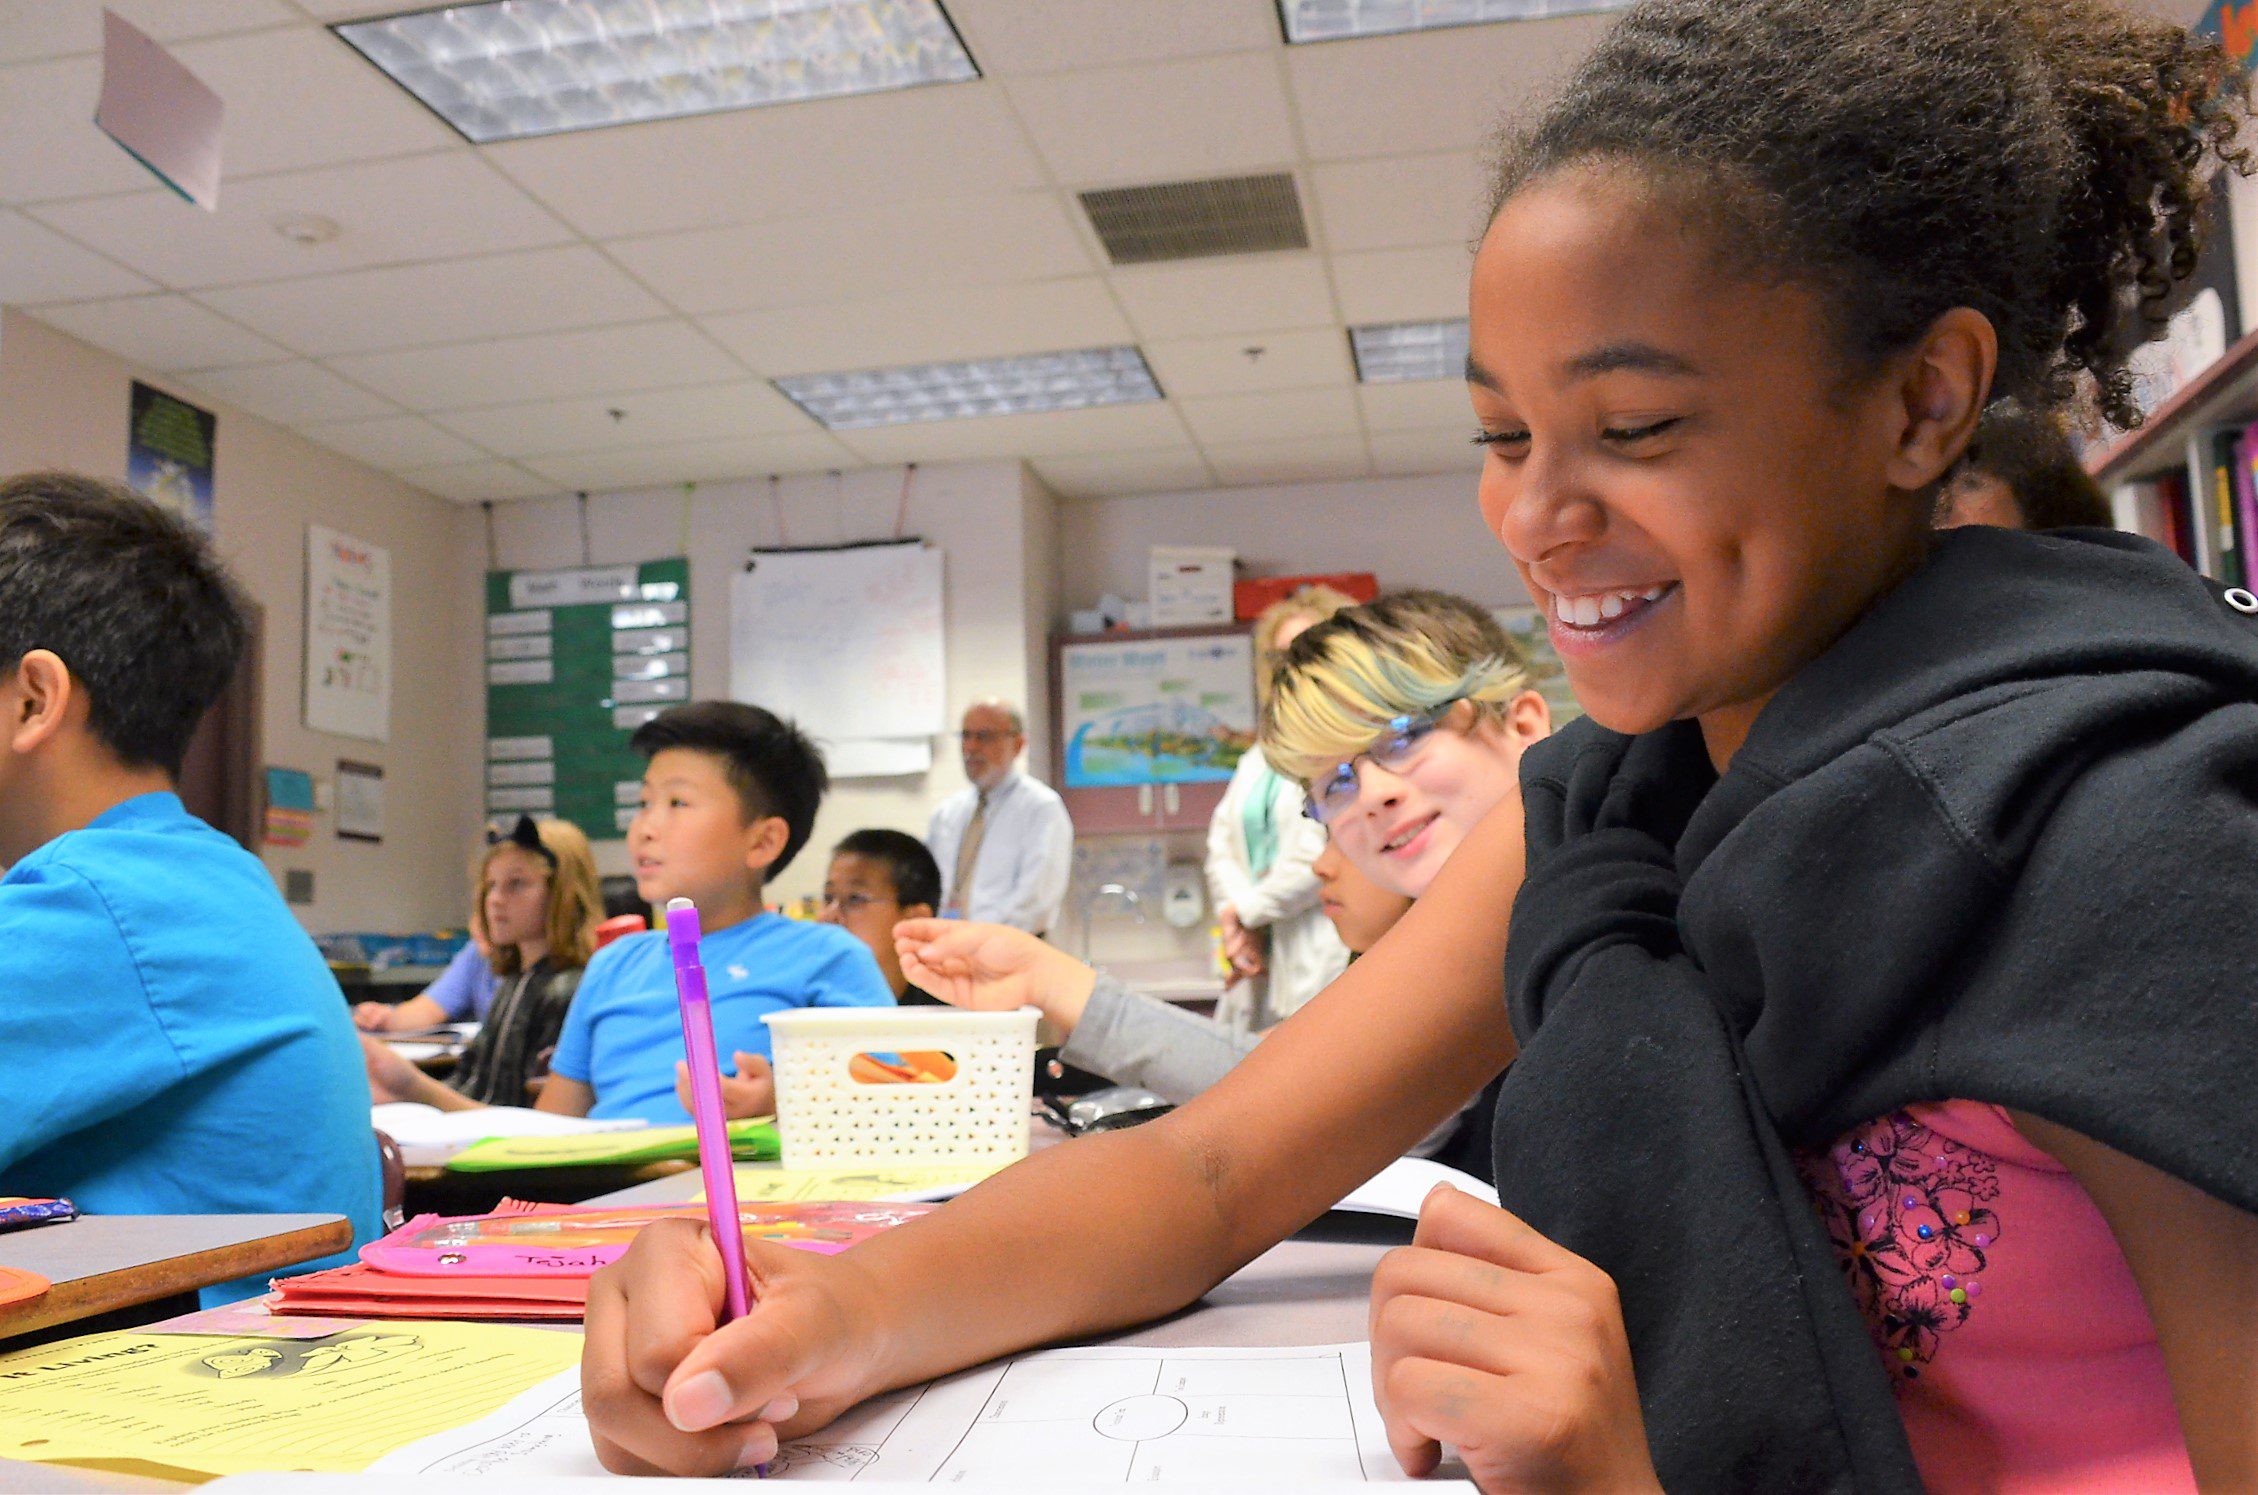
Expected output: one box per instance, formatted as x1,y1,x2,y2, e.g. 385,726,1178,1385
1799,1100,2192,1492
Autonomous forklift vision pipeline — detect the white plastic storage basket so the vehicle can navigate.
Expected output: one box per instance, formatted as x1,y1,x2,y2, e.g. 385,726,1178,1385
761,1007,1038,1169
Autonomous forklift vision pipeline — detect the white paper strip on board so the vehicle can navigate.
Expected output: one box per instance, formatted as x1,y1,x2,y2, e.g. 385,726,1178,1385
612,602,686,628
487,736,553,761
488,659,553,686
486,760,556,787
612,676,688,705
486,634,554,661
488,787,555,812
509,565,638,610
488,610,553,637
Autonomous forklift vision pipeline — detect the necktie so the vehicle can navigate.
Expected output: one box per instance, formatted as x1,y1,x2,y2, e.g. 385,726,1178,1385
948,791,989,916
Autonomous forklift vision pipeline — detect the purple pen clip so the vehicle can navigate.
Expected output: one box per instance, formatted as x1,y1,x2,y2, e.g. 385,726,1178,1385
666,897,752,1325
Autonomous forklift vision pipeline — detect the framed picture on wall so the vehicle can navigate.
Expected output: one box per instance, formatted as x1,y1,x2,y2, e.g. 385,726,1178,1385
335,759,384,843
1492,606,1581,727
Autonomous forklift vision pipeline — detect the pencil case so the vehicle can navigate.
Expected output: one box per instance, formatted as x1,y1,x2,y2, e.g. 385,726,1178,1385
763,1007,1038,1170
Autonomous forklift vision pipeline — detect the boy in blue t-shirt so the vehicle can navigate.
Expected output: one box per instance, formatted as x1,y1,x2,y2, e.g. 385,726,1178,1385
384,701,893,1126
0,473,382,1302
547,701,894,1123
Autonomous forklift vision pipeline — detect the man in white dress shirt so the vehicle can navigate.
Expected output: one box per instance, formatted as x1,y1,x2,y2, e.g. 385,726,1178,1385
926,699,1073,935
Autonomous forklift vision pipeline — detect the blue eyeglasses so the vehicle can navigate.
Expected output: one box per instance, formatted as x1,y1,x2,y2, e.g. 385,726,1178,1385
1301,699,1467,824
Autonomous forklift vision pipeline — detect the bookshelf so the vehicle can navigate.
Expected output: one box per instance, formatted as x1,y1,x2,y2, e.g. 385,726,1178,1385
2082,323,2258,582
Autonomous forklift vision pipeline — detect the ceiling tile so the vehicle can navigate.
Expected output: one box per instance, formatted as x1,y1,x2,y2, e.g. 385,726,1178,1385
1287,14,1612,161
434,383,815,459
32,153,572,289
182,360,397,424
609,193,1094,316
1143,327,1350,399
1178,385,1361,448
1109,255,1335,341
705,279,1134,376
1330,245,1472,325
330,321,745,412
0,1,295,64
0,212,152,302
30,294,285,371
0,57,173,203
302,414,485,470
948,0,1276,75
398,459,556,504
834,402,1192,465
1004,52,1295,186
522,431,859,492
171,25,455,175
1358,378,1475,432
196,246,671,357
286,0,407,17
1205,433,1372,488
487,84,1044,240
1311,151,1489,253
1030,446,1215,500
1369,426,1484,479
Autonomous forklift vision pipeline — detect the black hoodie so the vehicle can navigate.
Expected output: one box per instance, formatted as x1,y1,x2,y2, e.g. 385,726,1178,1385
1496,526,2258,1491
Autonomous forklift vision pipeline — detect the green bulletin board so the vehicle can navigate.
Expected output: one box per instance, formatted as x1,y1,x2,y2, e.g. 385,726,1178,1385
484,559,689,841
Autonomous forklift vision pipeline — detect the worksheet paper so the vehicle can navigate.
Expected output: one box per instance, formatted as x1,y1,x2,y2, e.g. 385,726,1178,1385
371,1343,1434,1483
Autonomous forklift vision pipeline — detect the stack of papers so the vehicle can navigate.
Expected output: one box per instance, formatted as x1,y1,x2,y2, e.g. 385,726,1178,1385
370,1102,646,1167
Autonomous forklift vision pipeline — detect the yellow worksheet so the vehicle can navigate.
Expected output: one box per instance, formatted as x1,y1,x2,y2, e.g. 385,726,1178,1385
0,1319,582,1477
712,1161,1005,1203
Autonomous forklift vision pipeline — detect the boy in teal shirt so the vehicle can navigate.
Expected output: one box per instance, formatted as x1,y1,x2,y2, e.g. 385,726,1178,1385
0,473,381,1302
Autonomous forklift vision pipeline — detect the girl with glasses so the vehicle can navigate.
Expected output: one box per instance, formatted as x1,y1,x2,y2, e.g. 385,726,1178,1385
878,593,1548,1141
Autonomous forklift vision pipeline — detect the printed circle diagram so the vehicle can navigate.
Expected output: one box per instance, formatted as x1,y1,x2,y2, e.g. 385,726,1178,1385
1095,1394,1189,1441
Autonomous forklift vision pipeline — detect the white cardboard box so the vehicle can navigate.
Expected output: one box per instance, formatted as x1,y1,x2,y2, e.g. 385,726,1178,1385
1149,544,1236,625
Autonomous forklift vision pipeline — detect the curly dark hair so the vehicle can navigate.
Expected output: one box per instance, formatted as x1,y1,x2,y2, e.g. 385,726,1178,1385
1487,0,2250,429
1941,401,2115,529
0,471,249,776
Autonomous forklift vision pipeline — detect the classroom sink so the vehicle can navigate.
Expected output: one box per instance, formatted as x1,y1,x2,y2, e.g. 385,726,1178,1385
1107,957,1225,1006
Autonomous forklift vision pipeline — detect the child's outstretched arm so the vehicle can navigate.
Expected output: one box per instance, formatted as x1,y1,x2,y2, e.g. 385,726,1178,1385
580,791,1529,1475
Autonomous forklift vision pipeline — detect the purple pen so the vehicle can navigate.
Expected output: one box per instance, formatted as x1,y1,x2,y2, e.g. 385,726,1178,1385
666,897,751,1323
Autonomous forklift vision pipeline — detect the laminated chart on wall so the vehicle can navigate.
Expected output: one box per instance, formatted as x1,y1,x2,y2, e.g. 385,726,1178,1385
730,541,945,778
484,560,689,841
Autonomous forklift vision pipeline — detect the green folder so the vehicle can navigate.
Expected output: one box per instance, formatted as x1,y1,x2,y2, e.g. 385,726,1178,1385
445,1118,781,1173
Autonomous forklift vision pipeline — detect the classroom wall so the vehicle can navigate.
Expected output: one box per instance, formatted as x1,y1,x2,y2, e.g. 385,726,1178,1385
1054,469,1531,615
477,460,1058,904
0,307,484,932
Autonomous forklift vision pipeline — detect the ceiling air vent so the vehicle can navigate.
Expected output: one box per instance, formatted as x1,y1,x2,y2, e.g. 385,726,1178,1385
1079,173,1309,266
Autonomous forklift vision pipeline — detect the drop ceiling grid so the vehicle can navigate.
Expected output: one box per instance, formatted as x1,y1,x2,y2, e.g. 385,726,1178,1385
0,0,1619,501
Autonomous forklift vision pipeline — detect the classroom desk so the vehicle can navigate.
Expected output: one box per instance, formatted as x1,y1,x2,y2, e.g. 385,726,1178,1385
0,1213,352,1344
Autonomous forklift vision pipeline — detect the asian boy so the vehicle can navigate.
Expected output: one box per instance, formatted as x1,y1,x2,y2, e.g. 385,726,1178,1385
0,473,380,1302
544,701,895,1125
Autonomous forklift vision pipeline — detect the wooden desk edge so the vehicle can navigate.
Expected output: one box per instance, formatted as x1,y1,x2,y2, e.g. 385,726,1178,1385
0,1216,353,1341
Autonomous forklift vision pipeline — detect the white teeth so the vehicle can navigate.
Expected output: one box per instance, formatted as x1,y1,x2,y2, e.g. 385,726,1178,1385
1554,584,1671,628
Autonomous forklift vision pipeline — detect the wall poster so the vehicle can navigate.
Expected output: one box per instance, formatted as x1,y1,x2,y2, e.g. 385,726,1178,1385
127,381,216,532
304,524,390,742
1059,632,1255,789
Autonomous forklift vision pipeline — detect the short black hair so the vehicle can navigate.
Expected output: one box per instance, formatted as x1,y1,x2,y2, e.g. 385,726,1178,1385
1952,402,2114,530
630,700,827,877
0,471,249,777
832,828,942,912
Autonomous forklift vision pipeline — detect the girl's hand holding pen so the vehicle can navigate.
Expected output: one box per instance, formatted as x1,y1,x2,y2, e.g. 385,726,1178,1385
582,1216,888,1477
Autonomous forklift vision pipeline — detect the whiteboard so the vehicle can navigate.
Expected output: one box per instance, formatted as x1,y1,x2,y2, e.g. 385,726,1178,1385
730,543,946,770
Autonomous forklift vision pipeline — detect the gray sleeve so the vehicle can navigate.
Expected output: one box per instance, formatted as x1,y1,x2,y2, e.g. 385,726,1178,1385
1058,972,1261,1105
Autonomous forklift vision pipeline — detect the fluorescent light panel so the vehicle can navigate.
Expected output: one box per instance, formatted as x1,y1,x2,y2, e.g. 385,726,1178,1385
1351,319,1469,384
335,0,978,145
1279,0,1633,43
777,347,1163,430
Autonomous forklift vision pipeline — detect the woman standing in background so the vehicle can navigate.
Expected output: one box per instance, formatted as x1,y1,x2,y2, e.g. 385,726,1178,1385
1203,585,1356,1031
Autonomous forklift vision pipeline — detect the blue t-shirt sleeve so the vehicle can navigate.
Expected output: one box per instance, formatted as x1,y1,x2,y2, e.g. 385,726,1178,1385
548,947,614,1085
0,863,185,1170
422,942,485,1021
